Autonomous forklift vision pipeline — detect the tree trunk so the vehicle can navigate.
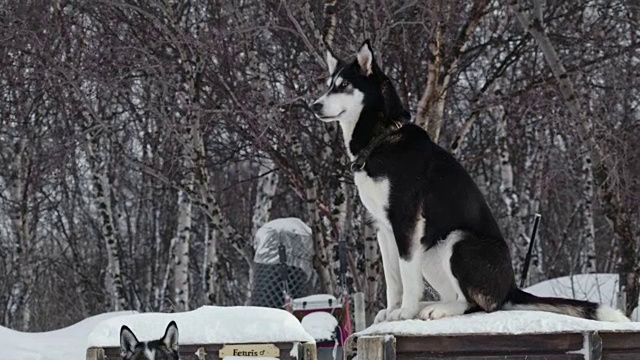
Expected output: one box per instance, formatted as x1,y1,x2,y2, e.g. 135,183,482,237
415,0,489,143
580,145,597,273
511,0,639,315
203,223,220,305
85,131,128,311
173,189,192,312
4,139,35,330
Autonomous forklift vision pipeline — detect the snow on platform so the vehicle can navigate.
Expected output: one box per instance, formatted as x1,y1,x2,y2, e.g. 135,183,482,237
87,306,315,348
358,310,640,337
0,311,136,360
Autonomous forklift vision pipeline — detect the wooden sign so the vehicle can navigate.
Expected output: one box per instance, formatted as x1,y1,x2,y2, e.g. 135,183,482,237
219,343,280,358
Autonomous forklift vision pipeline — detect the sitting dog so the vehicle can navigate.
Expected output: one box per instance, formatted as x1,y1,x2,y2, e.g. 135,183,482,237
312,40,628,323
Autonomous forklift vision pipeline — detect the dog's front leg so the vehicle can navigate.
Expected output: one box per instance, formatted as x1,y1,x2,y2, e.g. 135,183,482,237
386,218,425,321
373,227,402,323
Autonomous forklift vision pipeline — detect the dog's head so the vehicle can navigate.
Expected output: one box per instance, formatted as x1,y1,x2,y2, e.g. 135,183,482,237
312,40,408,125
120,321,180,360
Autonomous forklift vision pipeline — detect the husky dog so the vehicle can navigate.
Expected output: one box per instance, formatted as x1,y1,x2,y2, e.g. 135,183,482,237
312,40,629,323
120,321,180,360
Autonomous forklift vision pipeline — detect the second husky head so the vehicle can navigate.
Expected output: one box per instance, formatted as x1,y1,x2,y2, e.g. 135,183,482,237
120,321,180,360
312,40,408,127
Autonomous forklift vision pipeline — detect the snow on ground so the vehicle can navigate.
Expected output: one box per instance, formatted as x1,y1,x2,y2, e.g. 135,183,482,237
300,312,338,341
0,311,136,360
525,273,639,320
88,306,315,347
359,310,640,337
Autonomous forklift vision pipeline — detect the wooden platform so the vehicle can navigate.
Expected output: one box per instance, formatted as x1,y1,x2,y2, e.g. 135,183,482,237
344,331,640,359
86,342,316,360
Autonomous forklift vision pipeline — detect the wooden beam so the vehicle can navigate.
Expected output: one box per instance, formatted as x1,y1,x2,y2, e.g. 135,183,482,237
586,331,602,360
85,347,104,360
357,335,396,360
299,342,317,360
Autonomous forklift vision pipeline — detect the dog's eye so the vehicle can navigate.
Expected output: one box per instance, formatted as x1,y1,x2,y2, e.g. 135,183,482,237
338,81,349,89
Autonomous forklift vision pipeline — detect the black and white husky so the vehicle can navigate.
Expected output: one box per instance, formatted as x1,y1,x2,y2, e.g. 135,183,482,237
120,321,180,360
312,40,629,323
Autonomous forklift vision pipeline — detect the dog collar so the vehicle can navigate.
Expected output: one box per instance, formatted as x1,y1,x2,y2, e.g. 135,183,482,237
350,120,403,172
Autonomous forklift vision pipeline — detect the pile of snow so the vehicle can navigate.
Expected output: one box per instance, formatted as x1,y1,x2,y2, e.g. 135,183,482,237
293,294,340,311
0,311,136,360
88,306,315,347
300,312,338,341
525,273,639,321
360,310,640,337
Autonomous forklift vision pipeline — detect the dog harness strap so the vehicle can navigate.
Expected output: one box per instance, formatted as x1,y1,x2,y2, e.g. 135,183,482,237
351,121,403,172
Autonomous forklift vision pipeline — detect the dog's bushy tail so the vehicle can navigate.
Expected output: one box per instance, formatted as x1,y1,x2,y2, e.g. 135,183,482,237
504,289,629,322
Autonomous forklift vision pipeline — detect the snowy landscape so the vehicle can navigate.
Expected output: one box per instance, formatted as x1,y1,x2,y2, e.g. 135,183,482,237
1,0,639,359
2,274,639,359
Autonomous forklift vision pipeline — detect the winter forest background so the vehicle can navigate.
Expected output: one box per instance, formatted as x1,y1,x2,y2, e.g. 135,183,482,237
1,0,638,332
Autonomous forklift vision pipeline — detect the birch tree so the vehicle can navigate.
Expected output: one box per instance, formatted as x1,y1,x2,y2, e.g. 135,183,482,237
510,0,639,315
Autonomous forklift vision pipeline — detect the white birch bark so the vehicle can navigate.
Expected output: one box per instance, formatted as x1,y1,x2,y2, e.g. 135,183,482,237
510,0,638,314
245,158,279,304
4,139,35,330
251,159,279,236
85,131,128,311
580,145,597,273
495,107,526,280
173,189,191,311
414,0,489,143
288,132,335,295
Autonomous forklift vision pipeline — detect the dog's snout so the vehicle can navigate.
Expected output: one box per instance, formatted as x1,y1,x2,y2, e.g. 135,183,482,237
312,102,323,113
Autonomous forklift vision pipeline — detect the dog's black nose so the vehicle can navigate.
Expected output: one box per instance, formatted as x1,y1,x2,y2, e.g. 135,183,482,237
312,102,323,113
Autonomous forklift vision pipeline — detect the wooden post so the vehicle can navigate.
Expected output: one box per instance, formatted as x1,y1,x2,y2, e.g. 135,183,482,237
85,347,104,360
195,347,207,360
586,331,602,360
343,334,358,360
357,335,396,360
299,342,317,360
354,292,366,332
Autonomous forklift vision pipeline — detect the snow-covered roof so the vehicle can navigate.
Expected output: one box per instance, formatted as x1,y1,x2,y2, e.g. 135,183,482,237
0,311,136,360
359,310,640,337
525,273,639,321
87,306,315,347
254,218,313,277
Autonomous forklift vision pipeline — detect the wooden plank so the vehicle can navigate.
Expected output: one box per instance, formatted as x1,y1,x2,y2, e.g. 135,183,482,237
602,353,640,360
100,342,297,359
85,347,104,360
357,336,396,360
397,355,583,360
600,332,640,351
396,333,584,354
299,342,317,360
585,331,602,360
343,334,358,360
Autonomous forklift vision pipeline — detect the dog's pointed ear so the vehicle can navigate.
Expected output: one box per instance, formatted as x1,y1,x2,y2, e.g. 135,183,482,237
162,321,179,351
357,40,374,76
326,48,339,75
120,325,139,356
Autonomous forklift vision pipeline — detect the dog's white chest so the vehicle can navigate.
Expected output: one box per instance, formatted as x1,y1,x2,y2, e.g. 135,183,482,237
354,172,391,223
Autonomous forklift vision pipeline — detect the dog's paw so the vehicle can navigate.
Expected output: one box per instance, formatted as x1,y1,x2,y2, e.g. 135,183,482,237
418,302,465,320
374,308,390,324
386,306,420,321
